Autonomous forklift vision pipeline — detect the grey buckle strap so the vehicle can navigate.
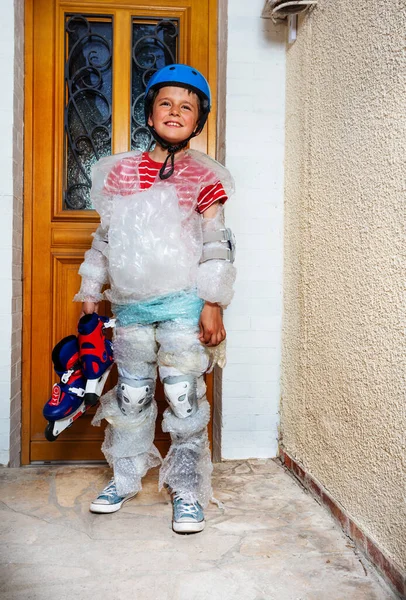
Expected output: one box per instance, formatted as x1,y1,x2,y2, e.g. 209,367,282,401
202,228,232,244
201,247,234,262
201,227,236,263
91,239,109,252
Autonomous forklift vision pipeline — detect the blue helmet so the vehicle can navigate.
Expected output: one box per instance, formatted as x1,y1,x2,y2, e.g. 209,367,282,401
144,64,211,136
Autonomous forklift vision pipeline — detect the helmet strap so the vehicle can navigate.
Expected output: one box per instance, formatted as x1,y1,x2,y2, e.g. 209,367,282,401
159,150,176,180
147,125,199,180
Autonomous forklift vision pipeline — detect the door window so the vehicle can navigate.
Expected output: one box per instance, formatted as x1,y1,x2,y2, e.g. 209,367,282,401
131,18,179,151
64,15,113,210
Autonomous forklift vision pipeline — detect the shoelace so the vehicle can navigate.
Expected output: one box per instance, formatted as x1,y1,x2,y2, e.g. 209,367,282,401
174,495,200,517
100,479,118,499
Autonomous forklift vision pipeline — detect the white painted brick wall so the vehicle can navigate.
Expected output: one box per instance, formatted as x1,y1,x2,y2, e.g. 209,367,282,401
10,0,24,467
222,0,286,458
0,0,15,464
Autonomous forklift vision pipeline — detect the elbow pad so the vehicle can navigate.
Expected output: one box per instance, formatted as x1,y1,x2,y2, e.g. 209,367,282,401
196,207,236,308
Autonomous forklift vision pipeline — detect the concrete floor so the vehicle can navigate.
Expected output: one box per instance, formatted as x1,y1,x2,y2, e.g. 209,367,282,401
0,459,396,600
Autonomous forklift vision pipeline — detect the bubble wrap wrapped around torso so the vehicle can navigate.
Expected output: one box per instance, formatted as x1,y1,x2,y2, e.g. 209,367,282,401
90,150,234,304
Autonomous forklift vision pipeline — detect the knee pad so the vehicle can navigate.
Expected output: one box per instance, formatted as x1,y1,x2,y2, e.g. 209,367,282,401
163,375,197,419
117,377,154,417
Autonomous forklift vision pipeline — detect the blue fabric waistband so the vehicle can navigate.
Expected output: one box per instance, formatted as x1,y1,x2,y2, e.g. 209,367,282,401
112,290,204,327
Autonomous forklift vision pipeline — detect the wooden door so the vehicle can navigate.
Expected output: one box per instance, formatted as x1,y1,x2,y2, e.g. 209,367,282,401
23,0,218,463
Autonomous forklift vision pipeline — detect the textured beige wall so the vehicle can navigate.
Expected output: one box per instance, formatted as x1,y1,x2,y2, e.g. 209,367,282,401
281,0,406,570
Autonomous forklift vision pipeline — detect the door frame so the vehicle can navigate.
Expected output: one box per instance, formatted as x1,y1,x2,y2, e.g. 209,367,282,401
22,0,219,464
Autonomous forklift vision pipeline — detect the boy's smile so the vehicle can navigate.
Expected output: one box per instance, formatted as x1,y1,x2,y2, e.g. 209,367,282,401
148,86,200,146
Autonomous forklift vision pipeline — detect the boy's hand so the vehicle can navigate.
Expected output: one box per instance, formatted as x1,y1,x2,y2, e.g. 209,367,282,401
198,302,226,347
80,301,99,317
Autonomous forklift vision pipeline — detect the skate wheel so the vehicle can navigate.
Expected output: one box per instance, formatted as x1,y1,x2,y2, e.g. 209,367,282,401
44,422,58,442
84,393,99,407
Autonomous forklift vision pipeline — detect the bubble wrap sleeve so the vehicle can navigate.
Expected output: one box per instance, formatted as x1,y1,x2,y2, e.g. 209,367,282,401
73,225,109,303
196,205,236,308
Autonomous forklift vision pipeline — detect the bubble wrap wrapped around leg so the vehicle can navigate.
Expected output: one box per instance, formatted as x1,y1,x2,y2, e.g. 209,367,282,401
156,319,209,378
93,387,162,496
159,388,213,508
156,319,213,506
113,323,157,380
197,204,236,308
93,322,161,496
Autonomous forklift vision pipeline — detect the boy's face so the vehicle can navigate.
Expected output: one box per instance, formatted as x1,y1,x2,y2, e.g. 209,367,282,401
148,86,200,145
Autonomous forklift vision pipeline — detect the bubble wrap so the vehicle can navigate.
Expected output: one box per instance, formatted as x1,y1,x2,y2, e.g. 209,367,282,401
156,319,209,377
92,387,162,496
107,185,199,300
112,291,204,327
197,204,236,307
75,149,234,305
113,323,157,380
90,152,141,230
186,150,235,199
159,398,213,507
113,314,211,380
73,227,109,302
207,339,227,372
197,261,236,307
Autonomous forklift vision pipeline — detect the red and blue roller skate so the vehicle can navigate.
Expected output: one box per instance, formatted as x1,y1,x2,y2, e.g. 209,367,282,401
43,314,115,441
78,313,114,407
43,335,88,441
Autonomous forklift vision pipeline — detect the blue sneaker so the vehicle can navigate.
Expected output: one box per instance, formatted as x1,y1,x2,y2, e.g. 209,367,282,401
172,494,205,533
90,478,137,514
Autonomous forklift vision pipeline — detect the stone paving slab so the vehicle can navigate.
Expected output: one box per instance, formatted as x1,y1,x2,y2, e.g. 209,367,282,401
0,459,397,600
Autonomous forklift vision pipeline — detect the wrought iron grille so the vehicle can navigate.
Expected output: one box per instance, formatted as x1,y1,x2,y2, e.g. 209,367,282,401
64,14,113,210
131,19,179,151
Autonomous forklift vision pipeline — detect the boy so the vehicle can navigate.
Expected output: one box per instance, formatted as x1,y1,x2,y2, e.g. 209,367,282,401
74,64,236,533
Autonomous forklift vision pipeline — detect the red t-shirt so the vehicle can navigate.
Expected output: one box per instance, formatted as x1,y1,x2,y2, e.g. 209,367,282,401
105,152,227,214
